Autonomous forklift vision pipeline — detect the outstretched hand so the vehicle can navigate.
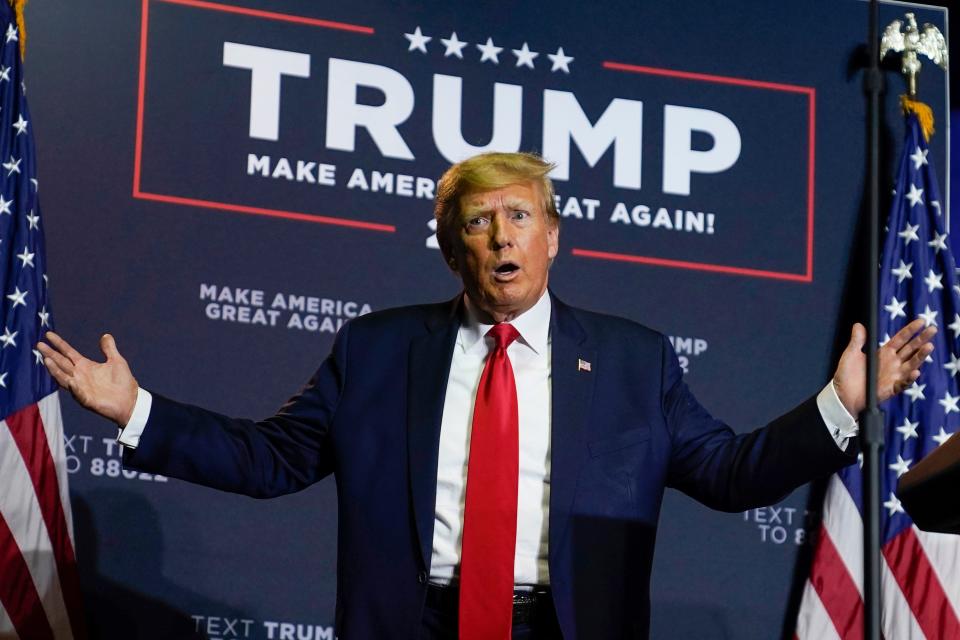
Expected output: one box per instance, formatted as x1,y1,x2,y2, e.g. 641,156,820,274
833,318,936,417
36,332,139,425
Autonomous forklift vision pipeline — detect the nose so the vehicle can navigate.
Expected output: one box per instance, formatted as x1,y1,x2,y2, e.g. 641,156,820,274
490,213,514,249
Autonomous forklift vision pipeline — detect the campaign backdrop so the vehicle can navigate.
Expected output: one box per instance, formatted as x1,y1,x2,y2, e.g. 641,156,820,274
23,0,951,638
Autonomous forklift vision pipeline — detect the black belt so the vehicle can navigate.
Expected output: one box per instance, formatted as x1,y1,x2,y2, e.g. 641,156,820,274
425,583,553,625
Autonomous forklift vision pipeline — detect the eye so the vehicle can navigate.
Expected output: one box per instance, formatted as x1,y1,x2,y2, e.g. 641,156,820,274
512,210,529,220
465,216,489,230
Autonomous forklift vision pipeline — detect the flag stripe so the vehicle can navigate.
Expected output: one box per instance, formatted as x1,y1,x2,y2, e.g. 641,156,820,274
883,527,960,639
0,418,73,640
6,399,83,639
796,581,843,640
880,551,926,639
37,393,74,543
0,501,54,640
807,525,863,639
914,529,960,619
821,476,864,595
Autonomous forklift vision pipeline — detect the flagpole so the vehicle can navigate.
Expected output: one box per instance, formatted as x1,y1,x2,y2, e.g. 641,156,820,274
862,0,884,638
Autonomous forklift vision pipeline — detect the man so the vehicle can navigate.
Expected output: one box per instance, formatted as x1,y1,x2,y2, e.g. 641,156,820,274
39,152,934,639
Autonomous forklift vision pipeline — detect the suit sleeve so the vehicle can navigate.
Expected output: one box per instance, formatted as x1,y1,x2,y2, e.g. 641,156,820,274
661,336,857,511
122,322,350,498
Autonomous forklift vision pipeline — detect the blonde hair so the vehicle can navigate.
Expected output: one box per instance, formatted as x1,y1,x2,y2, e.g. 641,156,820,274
434,152,559,261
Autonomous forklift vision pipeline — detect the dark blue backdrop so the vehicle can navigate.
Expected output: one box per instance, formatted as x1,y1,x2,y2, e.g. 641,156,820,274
24,1,951,638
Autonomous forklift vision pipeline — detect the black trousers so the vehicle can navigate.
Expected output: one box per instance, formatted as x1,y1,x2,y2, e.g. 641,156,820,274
420,590,563,639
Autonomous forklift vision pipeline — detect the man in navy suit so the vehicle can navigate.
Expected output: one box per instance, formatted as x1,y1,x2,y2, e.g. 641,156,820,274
39,152,934,639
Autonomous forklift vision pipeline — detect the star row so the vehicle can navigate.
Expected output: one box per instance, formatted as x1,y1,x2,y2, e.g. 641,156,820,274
899,382,960,415
896,221,947,251
403,27,574,73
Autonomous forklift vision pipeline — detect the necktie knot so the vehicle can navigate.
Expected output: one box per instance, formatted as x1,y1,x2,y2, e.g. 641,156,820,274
487,323,520,351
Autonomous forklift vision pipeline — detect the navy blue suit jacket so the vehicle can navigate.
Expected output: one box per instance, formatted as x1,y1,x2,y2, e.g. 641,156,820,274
124,293,855,638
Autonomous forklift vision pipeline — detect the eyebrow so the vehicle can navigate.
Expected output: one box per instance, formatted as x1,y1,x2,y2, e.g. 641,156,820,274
461,197,537,216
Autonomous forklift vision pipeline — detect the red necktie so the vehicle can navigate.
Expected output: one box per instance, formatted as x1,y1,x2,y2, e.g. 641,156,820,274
459,323,521,640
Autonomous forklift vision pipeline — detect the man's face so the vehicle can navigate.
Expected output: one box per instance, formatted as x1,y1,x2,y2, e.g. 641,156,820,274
450,181,559,323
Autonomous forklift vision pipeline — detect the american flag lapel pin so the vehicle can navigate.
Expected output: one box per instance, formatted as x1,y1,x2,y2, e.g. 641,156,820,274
578,358,592,372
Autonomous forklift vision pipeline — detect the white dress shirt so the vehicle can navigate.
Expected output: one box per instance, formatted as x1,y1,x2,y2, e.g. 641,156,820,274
118,292,859,587
430,291,553,586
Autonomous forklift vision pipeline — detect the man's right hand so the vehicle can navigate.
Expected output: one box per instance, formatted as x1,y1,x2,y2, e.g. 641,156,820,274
37,331,139,425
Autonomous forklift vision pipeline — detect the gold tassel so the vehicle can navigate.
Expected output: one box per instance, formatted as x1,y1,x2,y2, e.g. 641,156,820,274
900,95,935,142
8,0,24,60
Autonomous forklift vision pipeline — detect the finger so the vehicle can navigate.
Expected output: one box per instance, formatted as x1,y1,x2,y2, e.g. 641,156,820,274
847,322,867,353
897,325,938,361
885,318,926,352
38,345,76,376
100,334,121,362
904,341,935,370
43,331,85,365
43,357,72,388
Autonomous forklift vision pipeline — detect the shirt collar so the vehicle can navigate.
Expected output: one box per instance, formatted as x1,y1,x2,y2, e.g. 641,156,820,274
459,290,552,356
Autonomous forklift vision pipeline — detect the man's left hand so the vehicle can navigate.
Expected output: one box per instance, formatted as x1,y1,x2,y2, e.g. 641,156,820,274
833,318,936,417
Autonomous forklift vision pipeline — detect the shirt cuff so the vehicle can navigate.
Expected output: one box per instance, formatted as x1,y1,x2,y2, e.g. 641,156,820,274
817,381,858,450
117,387,153,450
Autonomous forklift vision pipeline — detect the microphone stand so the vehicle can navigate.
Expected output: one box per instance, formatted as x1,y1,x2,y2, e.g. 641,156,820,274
861,0,884,638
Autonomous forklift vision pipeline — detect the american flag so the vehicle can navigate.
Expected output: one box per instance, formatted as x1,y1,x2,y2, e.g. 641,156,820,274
0,4,85,640
795,113,960,638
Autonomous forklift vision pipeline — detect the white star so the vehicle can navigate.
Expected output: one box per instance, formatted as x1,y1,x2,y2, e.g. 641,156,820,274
905,183,924,207
0,372,8,388
924,269,944,292
929,232,948,254
5,24,17,44
857,452,864,468
0,66,10,82
11,113,26,136
439,32,468,58
511,42,539,69
931,200,942,216
884,296,907,320
898,222,919,244
0,195,11,215
946,353,960,377
31,348,42,365
891,259,913,283
896,417,919,440
25,210,38,230
879,333,891,348
403,26,431,53
884,492,905,516
6,286,26,307
940,391,960,414
910,146,929,169
2,155,20,176
29,178,36,191
889,454,912,478
919,304,938,327
476,37,503,64
0,326,17,348
15,246,33,268
904,381,926,402
950,314,960,339
547,46,574,73
933,426,952,446
37,306,49,327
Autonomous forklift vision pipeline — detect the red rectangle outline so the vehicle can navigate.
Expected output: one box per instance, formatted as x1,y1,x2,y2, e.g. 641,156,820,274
570,61,817,283
132,0,395,233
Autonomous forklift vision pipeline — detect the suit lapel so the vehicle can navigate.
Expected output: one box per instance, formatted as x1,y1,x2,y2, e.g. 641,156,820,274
548,294,596,560
407,297,461,571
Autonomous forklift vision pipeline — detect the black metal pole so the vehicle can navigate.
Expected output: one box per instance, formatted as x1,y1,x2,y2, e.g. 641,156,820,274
862,0,884,638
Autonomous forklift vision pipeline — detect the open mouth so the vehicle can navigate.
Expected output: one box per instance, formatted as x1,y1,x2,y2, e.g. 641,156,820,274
493,262,520,280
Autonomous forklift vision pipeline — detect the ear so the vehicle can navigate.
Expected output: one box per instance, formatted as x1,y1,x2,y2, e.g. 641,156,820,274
547,220,559,260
